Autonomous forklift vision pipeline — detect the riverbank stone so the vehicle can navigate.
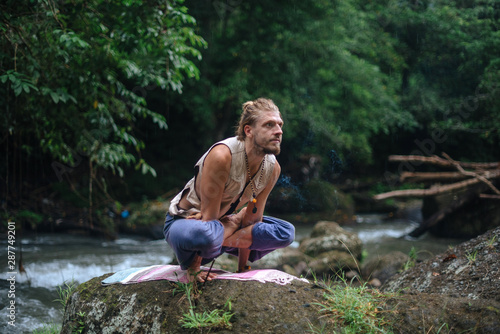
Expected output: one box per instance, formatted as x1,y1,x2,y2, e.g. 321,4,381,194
297,221,362,277
60,275,330,334
299,221,362,258
361,251,409,285
61,226,500,333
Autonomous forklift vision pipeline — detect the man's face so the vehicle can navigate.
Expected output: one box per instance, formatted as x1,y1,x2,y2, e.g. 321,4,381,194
249,111,283,155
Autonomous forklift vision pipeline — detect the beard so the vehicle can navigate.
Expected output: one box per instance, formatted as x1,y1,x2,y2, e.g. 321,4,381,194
263,144,281,155
255,138,281,155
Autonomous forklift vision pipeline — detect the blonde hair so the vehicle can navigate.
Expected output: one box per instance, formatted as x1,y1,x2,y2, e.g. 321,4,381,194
235,98,281,141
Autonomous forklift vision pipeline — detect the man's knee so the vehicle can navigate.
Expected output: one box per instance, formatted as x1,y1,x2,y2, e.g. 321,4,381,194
253,221,295,249
186,221,223,250
277,223,295,247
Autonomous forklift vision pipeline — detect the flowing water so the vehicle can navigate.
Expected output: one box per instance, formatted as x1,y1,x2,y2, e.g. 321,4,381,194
1,214,462,333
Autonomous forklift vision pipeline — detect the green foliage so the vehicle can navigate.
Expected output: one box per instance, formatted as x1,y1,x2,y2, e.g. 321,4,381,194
466,250,478,264
368,0,500,162
54,280,78,311
178,0,499,172
16,210,44,228
71,311,87,334
32,323,61,334
175,281,234,330
183,0,413,167
487,235,497,248
312,276,393,333
402,247,418,271
1,0,205,181
180,300,234,330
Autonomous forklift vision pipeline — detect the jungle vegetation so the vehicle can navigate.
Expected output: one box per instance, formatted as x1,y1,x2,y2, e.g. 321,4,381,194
1,0,499,230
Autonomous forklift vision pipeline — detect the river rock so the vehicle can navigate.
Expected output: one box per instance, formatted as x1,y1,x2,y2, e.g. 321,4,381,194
297,221,362,277
60,227,500,333
250,247,309,272
422,189,500,238
361,251,409,285
307,250,359,277
299,221,362,259
60,275,330,334
381,226,500,332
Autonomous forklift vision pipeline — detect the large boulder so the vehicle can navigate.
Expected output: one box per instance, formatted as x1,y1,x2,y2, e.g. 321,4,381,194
299,221,362,258
60,227,500,334
306,250,359,276
422,187,500,238
298,221,362,277
361,251,409,285
381,226,500,333
60,275,329,334
382,226,500,302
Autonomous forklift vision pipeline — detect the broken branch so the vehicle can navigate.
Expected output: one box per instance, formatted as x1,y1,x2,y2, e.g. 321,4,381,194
442,153,500,195
388,155,499,169
400,171,467,183
373,178,482,200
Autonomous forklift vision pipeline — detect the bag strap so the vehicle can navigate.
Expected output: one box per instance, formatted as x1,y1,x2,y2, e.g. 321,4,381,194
221,181,250,217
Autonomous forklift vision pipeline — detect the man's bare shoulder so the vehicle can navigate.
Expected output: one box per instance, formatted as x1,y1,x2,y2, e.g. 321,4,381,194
205,143,232,166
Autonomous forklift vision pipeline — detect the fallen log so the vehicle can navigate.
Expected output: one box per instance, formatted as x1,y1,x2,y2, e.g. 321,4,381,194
400,171,467,183
375,153,500,238
442,153,500,195
480,194,500,199
388,155,499,170
374,178,480,200
374,168,500,200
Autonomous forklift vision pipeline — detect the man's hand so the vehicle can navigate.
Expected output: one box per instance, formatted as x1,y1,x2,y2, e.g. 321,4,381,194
220,207,247,240
186,212,202,220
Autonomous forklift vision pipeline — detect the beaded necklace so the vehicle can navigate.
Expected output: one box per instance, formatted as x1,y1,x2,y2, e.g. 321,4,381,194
245,152,265,214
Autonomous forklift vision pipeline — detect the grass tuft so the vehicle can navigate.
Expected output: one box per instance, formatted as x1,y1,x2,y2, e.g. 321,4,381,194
175,280,234,330
311,275,393,334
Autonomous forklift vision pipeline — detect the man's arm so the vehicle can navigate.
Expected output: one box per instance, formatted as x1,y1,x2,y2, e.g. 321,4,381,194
197,144,232,221
186,145,231,282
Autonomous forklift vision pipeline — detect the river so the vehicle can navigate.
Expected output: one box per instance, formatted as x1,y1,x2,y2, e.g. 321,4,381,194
0,214,462,333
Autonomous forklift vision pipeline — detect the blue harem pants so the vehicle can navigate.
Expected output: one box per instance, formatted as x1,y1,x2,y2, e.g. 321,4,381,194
163,213,295,270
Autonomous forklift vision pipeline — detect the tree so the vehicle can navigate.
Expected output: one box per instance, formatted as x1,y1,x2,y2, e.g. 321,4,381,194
1,0,206,219
368,0,500,162
179,0,414,174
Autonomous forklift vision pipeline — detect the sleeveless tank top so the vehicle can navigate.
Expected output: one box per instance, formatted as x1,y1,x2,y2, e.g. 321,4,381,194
168,137,276,218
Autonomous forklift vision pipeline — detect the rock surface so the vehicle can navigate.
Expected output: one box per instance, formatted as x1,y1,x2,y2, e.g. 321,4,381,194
422,189,500,238
61,276,330,334
298,221,362,276
382,226,500,302
61,226,500,333
362,251,409,285
382,226,500,333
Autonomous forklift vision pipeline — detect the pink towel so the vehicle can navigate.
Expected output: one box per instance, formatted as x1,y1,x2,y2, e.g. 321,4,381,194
101,265,308,286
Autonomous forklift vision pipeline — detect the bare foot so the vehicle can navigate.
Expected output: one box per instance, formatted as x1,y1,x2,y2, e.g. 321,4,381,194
220,207,247,239
186,268,218,282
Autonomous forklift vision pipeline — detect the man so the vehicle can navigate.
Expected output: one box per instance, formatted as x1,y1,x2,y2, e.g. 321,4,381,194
163,97,295,282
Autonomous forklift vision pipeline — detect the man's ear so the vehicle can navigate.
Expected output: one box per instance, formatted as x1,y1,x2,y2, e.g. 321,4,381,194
244,124,253,138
